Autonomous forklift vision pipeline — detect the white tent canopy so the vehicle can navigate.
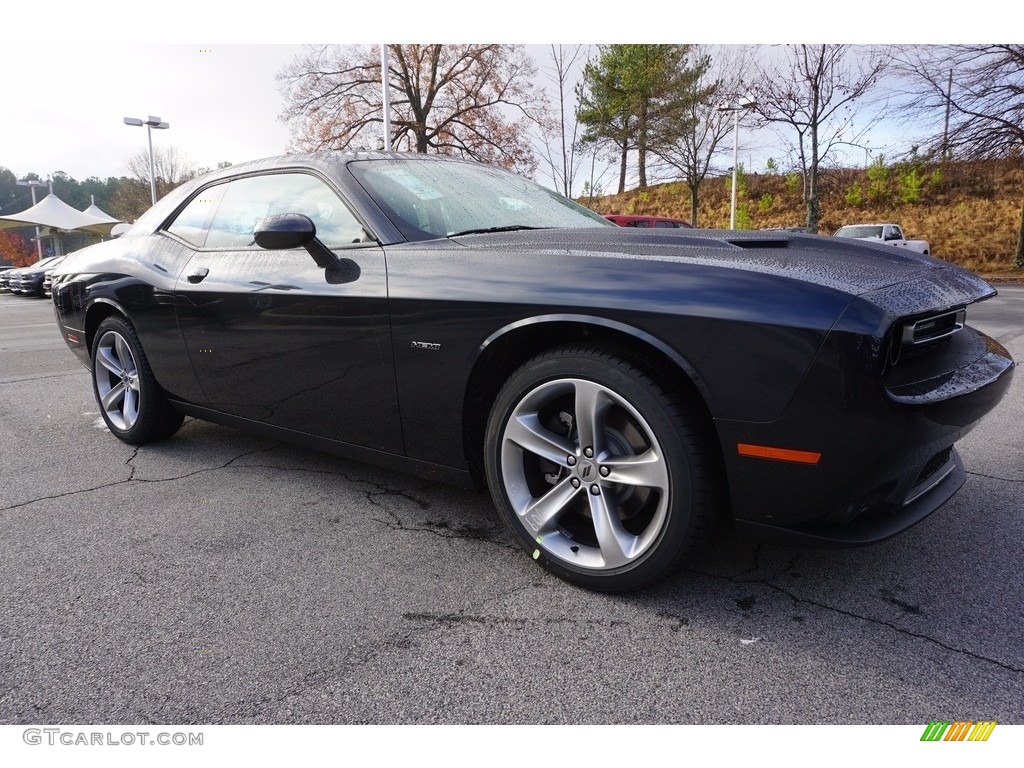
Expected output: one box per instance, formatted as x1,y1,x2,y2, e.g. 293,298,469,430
0,193,122,236
82,196,121,227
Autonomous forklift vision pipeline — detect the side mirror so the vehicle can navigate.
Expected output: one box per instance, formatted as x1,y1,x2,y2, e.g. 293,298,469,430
254,213,361,284
254,213,316,250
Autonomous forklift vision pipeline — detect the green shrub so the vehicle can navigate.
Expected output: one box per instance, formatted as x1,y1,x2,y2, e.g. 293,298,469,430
736,203,752,230
735,163,748,197
898,167,924,204
758,193,775,213
785,172,801,198
867,155,890,202
845,183,864,207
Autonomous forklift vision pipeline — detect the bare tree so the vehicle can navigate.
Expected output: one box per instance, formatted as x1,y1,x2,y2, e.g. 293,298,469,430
891,45,1024,160
538,44,589,197
750,45,888,233
278,44,544,174
652,46,750,226
113,145,197,221
125,145,196,197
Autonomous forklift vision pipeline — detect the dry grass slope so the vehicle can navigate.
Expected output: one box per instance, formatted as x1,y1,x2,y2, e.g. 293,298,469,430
584,159,1024,275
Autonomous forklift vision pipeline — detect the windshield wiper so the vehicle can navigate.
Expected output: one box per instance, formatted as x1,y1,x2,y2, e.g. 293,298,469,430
447,224,544,237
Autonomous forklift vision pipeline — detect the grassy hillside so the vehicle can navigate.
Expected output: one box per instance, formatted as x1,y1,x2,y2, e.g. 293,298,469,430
584,158,1024,275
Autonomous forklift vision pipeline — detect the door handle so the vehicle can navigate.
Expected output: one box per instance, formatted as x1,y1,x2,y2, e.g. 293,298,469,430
187,267,210,284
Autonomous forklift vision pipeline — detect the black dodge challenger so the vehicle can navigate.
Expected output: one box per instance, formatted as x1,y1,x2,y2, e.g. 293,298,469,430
51,152,1015,591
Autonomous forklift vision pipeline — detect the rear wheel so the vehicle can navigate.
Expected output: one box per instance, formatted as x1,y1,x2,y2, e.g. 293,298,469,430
91,316,184,444
484,345,720,592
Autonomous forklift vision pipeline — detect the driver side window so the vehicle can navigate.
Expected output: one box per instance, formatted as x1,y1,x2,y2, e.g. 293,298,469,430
167,172,369,250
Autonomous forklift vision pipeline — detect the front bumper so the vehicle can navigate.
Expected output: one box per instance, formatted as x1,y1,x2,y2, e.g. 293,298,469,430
718,324,1014,546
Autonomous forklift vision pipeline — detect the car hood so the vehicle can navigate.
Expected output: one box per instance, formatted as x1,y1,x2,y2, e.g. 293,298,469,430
449,228,958,296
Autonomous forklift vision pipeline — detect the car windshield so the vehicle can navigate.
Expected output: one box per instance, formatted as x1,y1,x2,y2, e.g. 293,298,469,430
349,157,612,241
835,225,883,238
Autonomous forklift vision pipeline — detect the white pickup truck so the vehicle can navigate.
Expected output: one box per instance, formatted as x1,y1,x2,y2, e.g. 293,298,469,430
833,223,930,255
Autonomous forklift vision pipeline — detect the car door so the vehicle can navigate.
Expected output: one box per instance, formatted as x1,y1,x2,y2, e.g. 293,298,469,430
169,170,403,454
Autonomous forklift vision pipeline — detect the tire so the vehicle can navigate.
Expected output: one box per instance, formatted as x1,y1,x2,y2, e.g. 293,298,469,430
484,345,720,592
91,316,184,444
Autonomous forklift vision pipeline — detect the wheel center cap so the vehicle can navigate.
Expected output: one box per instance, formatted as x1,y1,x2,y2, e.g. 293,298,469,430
576,460,597,482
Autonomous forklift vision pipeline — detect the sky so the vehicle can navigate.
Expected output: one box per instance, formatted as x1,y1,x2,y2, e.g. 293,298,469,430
0,3,998,196
1,45,304,182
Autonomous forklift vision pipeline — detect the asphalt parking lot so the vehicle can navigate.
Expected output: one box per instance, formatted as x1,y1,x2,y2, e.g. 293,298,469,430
1,287,1022,725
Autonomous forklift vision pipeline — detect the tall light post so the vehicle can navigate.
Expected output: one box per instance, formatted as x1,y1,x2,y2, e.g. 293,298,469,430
123,115,170,205
380,44,392,151
717,97,757,230
16,178,48,260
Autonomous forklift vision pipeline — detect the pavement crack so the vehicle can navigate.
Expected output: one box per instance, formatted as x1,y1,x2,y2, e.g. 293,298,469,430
729,542,764,578
760,580,1023,673
177,460,508,547
365,486,430,512
369,515,515,549
1,478,133,511
683,565,1024,675
129,443,285,485
967,470,1023,484
1,444,285,511
124,447,140,480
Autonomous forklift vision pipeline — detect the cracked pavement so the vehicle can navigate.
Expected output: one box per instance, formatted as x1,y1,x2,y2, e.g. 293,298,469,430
1,289,1022,724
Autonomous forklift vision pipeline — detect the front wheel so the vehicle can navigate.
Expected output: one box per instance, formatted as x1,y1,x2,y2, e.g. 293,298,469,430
91,316,184,444
484,345,720,592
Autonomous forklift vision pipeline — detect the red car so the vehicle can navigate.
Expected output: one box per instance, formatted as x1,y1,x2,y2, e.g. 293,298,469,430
604,214,693,229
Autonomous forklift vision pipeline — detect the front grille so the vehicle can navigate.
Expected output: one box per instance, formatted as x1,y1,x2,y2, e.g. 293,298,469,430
889,307,967,367
901,308,966,347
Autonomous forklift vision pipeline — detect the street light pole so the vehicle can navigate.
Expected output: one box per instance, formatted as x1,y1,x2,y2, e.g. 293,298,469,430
16,178,48,260
123,115,170,206
380,44,392,151
729,109,740,230
717,97,757,230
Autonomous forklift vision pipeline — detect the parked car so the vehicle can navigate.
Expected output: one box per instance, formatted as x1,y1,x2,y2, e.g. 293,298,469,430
4,266,22,293
604,214,693,229
51,151,1014,592
41,259,66,298
9,255,66,297
0,265,14,292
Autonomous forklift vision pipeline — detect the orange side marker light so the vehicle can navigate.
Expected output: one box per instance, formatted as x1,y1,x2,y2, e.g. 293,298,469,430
737,443,822,465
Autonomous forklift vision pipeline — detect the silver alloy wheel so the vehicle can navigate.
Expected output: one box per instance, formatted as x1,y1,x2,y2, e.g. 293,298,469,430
499,377,671,570
94,330,141,432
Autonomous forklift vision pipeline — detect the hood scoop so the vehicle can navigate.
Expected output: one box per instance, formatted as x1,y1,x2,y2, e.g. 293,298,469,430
727,238,790,249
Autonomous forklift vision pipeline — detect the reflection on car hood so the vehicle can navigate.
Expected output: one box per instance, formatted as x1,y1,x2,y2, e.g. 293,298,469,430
449,228,957,295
